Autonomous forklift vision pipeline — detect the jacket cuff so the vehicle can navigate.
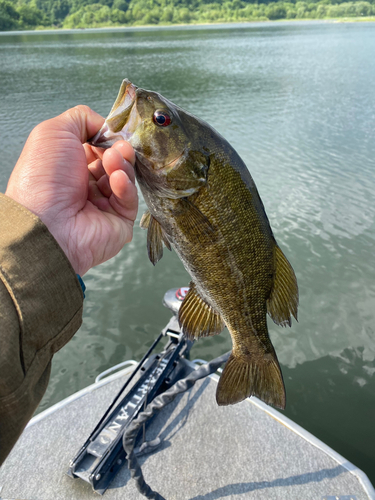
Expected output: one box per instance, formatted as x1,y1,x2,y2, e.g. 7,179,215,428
0,193,83,373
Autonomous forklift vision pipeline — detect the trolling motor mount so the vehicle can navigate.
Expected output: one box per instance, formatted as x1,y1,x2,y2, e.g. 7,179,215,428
67,288,193,494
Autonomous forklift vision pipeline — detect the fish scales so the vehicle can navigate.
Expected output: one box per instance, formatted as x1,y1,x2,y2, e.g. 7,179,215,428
91,79,299,409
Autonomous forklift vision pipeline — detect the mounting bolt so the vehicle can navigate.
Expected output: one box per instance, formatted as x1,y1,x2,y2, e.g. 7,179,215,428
117,459,122,465
95,474,101,481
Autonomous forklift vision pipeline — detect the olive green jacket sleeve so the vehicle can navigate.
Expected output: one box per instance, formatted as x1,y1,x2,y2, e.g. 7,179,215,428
0,193,84,465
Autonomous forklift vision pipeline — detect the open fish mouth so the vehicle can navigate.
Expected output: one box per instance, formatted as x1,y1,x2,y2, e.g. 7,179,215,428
89,80,137,148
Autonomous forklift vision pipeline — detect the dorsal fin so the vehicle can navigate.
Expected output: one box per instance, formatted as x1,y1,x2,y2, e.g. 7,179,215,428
179,283,225,340
267,245,299,327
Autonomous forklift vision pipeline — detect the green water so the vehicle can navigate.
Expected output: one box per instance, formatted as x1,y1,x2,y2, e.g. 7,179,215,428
1,21,374,484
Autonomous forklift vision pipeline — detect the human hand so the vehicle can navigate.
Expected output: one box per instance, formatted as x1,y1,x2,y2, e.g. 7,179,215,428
5,105,138,276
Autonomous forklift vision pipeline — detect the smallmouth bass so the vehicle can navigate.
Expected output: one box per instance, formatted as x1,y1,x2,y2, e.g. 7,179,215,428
91,80,299,409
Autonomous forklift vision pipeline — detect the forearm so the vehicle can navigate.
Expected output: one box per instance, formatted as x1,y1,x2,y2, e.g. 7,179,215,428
0,194,84,465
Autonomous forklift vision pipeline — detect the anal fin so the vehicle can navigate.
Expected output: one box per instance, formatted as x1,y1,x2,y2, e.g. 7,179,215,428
216,351,286,409
178,283,225,340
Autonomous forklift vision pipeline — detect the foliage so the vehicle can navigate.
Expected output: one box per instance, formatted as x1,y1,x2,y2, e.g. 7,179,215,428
0,0,19,29
1,0,375,30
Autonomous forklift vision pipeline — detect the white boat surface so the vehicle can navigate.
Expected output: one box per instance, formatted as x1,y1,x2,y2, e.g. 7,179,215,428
0,291,374,500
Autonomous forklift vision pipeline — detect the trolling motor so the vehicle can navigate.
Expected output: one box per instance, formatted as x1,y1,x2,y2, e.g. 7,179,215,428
67,287,230,499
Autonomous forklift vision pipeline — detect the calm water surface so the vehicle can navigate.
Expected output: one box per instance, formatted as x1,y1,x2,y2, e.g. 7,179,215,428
1,21,375,484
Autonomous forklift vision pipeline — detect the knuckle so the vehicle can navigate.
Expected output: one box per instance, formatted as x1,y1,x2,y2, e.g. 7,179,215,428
29,121,48,142
73,104,91,115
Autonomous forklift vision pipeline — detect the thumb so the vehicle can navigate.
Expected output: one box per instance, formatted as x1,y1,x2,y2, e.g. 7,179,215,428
54,105,105,144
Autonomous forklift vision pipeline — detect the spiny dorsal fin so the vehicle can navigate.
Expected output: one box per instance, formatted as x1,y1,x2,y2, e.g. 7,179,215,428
216,351,286,409
140,210,151,230
267,245,299,327
147,215,163,266
179,283,225,340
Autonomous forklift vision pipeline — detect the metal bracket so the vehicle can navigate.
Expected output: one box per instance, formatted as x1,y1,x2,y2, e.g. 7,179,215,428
67,329,193,494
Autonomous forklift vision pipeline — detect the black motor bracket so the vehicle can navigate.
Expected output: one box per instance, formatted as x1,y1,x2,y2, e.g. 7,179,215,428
67,307,194,494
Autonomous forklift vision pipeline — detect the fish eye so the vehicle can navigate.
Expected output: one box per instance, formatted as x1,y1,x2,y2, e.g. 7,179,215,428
153,110,172,127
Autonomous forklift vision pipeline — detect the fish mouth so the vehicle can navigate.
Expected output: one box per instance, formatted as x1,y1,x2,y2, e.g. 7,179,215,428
160,151,184,171
89,80,137,148
136,149,184,173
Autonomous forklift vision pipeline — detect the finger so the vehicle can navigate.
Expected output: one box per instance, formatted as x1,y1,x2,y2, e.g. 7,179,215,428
88,179,123,216
97,174,112,198
102,148,136,185
112,141,136,167
57,105,105,144
88,180,106,206
84,143,104,165
87,178,117,214
109,170,138,221
88,158,106,181
90,145,105,161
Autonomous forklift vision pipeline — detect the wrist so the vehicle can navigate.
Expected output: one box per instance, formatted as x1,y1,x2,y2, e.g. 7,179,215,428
3,194,85,275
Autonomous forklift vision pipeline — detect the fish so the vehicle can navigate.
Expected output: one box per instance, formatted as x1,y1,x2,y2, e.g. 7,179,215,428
91,79,298,409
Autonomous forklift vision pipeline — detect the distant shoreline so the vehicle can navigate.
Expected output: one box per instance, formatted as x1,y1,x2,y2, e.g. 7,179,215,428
1,17,375,35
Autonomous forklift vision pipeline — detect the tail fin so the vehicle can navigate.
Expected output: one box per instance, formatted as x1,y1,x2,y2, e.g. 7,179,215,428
216,352,286,409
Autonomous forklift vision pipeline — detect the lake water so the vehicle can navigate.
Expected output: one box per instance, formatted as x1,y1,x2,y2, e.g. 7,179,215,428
1,21,375,484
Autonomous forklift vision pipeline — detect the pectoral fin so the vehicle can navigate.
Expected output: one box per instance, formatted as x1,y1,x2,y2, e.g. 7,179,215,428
146,215,164,266
161,227,172,251
142,211,171,264
140,210,151,229
177,198,216,244
179,283,225,340
267,245,299,327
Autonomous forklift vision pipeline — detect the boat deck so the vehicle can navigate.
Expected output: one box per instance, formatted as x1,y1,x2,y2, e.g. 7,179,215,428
0,362,374,500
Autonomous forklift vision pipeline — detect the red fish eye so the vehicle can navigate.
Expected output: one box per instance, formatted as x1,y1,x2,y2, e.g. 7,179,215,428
153,110,172,127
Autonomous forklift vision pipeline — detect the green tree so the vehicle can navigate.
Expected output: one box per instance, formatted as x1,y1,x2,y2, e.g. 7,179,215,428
326,3,345,16
50,0,70,23
355,1,372,15
33,0,54,16
18,3,46,27
160,6,174,21
113,0,129,11
286,6,297,17
1,0,375,32
316,3,327,16
93,5,111,23
0,0,19,30
110,6,127,20
266,2,287,18
178,6,191,21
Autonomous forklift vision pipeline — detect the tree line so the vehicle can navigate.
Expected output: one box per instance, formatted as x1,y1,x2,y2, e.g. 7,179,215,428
1,0,374,31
